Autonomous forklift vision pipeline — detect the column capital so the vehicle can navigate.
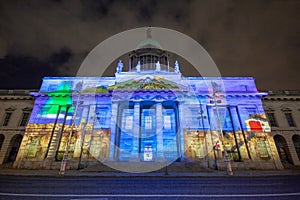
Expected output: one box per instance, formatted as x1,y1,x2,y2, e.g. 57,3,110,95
133,99,141,105
111,97,120,103
130,95,142,103
154,100,164,104
153,96,164,103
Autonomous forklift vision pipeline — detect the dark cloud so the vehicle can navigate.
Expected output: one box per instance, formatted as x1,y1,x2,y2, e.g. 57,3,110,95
0,0,299,90
135,0,158,22
47,47,72,66
80,0,115,20
0,48,72,89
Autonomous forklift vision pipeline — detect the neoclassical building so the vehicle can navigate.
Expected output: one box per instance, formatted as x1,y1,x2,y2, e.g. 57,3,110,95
10,43,286,171
0,90,35,166
263,90,300,168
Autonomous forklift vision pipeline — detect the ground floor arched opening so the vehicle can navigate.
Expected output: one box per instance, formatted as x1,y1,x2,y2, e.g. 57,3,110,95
274,135,293,166
4,134,23,164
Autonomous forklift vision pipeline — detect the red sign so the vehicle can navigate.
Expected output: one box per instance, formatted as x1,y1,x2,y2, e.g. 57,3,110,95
214,142,220,150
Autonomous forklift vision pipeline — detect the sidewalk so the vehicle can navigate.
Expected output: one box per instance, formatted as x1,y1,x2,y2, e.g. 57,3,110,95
1,168,300,177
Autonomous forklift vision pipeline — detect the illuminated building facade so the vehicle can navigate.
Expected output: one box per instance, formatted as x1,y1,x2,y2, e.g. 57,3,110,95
12,44,284,171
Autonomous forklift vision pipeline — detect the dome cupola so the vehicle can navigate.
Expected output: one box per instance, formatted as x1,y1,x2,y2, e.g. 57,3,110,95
128,28,169,72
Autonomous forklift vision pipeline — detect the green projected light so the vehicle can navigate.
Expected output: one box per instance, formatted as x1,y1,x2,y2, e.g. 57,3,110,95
40,81,74,116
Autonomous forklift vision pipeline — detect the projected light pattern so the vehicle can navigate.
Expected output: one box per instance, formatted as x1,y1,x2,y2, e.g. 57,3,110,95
15,75,276,171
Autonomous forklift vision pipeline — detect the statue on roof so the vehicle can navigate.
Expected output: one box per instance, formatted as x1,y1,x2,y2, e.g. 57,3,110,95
174,60,180,73
136,60,141,72
116,60,124,73
147,27,152,38
155,61,161,72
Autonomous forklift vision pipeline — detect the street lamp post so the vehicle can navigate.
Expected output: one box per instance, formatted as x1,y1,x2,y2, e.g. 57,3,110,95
213,93,233,176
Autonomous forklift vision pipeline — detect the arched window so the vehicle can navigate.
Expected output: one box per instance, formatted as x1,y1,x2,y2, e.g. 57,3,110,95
292,135,300,160
273,135,293,165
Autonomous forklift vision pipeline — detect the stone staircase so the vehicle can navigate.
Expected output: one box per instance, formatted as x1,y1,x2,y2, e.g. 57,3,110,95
80,160,215,173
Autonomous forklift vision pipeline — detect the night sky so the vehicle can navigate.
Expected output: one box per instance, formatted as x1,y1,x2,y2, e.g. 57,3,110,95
0,0,299,91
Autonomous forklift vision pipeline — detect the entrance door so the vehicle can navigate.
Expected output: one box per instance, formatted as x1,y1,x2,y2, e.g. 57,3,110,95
117,102,179,162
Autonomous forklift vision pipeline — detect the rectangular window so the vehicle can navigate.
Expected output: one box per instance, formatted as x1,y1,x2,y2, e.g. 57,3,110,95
145,116,152,130
285,113,296,127
266,113,278,127
96,108,108,127
2,112,12,126
164,116,171,130
188,108,201,129
19,112,30,126
27,137,40,158
125,116,133,130
256,137,270,159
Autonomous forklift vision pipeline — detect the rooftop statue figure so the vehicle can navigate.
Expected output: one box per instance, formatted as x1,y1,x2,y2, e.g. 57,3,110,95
116,60,124,73
155,61,161,72
174,60,180,73
136,60,141,72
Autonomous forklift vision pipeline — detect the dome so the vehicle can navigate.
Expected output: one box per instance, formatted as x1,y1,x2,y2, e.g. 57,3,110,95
136,38,162,50
129,28,168,72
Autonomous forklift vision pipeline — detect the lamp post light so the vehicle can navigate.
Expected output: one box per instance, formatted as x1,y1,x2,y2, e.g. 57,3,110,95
212,92,233,176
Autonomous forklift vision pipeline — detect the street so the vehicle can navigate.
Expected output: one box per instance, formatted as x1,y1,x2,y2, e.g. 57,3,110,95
0,175,300,199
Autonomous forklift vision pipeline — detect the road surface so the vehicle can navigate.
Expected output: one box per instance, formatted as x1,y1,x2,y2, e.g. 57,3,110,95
1,175,300,199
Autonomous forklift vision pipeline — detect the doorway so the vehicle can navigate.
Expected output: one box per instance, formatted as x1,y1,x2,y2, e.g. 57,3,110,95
4,134,23,163
274,135,293,166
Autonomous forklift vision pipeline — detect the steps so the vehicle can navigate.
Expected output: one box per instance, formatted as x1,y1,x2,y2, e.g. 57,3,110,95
81,160,214,173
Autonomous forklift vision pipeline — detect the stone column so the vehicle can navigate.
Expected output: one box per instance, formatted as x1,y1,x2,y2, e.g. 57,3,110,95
156,101,164,159
178,100,185,159
131,100,141,160
109,101,118,160
233,106,251,160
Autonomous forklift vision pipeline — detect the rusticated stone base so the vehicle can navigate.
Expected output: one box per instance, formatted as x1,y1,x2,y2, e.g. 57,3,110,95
12,157,280,172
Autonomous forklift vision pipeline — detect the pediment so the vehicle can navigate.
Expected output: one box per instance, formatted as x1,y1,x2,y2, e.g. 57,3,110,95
281,107,292,112
108,76,183,91
5,107,16,111
264,107,274,112
22,107,33,111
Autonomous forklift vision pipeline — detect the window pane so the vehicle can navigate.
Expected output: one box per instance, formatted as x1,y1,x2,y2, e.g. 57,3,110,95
256,137,270,159
285,113,295,127
2,112,12,126
19,113,30,126
163,116,171,130
266,113,278,127
125,116,133,130
145,116,152,129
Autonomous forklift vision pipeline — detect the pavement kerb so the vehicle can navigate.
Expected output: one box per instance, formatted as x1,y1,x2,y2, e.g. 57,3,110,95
0,168,300,178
